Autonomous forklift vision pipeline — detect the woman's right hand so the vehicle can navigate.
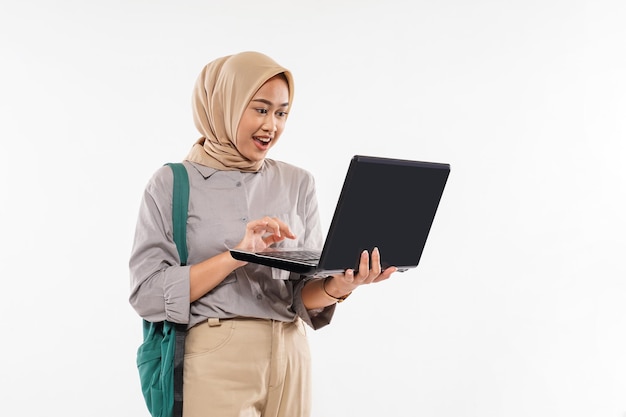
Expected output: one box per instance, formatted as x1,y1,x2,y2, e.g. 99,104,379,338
233,216,296,252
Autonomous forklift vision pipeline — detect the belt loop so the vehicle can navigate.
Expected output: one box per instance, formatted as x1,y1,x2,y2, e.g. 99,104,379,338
208,318,221,327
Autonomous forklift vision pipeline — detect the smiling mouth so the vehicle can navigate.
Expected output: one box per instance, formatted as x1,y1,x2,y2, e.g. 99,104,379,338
254,136,272,145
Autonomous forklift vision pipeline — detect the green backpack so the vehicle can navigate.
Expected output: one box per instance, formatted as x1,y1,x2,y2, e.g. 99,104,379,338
136,163,189,417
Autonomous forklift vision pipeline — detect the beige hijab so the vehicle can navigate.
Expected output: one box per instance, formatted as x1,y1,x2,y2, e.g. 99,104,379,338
185,51,295,171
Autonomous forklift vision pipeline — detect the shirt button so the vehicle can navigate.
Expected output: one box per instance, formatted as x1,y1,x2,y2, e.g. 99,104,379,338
236,181,242,187
256,294,263,300
241,217,247,222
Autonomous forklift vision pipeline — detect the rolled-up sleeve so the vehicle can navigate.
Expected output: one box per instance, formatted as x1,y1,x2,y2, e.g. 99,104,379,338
292,277,336,329
129,166,190,324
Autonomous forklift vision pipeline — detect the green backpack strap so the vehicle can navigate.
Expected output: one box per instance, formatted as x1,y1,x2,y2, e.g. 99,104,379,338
166,162,190,266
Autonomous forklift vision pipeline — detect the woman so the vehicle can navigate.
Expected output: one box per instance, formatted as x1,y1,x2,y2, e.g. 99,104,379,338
129,51,397,417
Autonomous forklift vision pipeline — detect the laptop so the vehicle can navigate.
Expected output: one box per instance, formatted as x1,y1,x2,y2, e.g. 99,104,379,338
229,155,450,277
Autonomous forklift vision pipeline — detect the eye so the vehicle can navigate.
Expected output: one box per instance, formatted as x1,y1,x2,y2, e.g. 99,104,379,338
255,108,269,114
276,111,288,117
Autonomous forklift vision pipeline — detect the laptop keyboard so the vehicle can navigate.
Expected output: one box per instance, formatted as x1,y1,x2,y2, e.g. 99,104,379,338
260,249,321,263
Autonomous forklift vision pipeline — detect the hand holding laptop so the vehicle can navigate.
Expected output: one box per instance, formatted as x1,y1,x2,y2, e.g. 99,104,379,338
323,246,397,296
298,245,398,308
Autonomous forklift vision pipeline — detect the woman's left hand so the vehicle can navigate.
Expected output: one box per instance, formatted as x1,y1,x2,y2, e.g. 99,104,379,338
325,247,397,297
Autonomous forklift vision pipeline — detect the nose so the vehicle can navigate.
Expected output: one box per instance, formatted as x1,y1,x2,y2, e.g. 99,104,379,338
262,114,278,133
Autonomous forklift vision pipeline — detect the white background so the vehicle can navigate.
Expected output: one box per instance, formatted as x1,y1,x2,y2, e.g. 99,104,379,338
1,1,625,416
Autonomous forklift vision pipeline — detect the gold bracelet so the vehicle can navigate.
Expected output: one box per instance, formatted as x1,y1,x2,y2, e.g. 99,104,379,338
322,276,352,303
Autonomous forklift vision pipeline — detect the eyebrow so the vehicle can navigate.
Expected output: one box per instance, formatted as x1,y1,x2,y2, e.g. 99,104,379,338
251,98,289,107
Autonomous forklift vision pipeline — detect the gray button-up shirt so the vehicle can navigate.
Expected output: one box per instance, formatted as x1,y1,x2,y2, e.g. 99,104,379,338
129,159,336,329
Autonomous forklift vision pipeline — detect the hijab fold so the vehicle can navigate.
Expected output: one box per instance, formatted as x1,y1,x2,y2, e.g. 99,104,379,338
185,51,294,172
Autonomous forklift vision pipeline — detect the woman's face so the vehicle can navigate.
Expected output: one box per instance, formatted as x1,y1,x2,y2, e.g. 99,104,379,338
235,74,290,162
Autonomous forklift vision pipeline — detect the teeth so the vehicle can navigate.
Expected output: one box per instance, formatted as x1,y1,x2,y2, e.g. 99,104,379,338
256,137,271,143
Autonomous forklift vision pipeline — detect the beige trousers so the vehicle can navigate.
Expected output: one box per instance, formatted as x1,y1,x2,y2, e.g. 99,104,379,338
182,317,312,417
